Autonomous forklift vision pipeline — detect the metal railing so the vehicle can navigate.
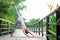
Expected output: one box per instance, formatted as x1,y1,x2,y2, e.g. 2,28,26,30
0,18,14,36
27,7,60,40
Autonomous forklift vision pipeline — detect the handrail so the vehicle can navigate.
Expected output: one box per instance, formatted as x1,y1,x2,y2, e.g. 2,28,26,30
27,7,60,40
0,18,14,24
27,7,60,26
0,18,14,36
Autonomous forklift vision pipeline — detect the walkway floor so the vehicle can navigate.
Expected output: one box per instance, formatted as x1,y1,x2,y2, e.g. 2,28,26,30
0,29,46,40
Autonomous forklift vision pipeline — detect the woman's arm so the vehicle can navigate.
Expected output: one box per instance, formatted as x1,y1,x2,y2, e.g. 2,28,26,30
11,2,21,17
22,28,32,37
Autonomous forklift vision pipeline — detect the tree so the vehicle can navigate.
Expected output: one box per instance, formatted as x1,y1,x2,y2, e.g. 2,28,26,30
0,0,26,23
25,18,40,25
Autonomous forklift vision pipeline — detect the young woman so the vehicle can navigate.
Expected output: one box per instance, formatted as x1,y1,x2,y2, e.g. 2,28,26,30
11,2,35,37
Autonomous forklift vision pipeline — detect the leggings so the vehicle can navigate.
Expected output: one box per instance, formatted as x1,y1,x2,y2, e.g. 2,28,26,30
11,17,25,34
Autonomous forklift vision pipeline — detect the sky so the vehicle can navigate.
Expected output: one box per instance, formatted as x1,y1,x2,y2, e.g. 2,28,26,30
20,0,60,22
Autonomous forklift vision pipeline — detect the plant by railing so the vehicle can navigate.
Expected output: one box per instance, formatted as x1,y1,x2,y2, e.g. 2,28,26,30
0,18,14,36
27,7,60,40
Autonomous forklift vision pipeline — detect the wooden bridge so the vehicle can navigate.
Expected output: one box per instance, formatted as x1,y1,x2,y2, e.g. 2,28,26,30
0,29,46,40
0,7,60,40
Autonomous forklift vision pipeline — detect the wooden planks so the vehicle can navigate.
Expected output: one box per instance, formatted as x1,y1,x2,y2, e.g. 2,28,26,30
0,29,46,40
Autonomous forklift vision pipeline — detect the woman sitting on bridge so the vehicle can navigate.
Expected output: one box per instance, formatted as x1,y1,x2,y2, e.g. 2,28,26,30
11,2,35,37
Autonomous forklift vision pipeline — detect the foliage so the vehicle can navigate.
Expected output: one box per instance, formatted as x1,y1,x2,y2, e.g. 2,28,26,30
11,0,25,5
0,0,26,23
49,14,56,32
25,18,40,26
0,0,10,14
48,3,60,40
47,4,53,11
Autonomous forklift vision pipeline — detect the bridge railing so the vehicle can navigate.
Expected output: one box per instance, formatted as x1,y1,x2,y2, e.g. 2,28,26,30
27,7,60,40
0,18,14,36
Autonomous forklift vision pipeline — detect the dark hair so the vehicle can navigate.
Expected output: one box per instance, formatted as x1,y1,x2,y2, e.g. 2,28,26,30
25,29,29,34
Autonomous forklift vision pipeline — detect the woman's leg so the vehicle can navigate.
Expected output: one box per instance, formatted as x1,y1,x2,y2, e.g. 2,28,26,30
26,28,35,37
28,31,35,37
11,21,18,36
22,28,31,37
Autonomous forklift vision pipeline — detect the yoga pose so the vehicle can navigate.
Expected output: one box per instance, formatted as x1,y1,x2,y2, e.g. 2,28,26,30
11,2,34,37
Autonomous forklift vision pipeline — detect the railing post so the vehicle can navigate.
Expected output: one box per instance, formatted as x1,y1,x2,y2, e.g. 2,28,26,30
35,24,36,34
41,20,43,37
34,25,35,33
39,22,40,35
36,24,37,34
56,10,60,40
0,20,2,36
37,23,39,35
7,22,10,34
30,25,31,31
31,25,33,32
32,25,33,32
46,16,50,40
